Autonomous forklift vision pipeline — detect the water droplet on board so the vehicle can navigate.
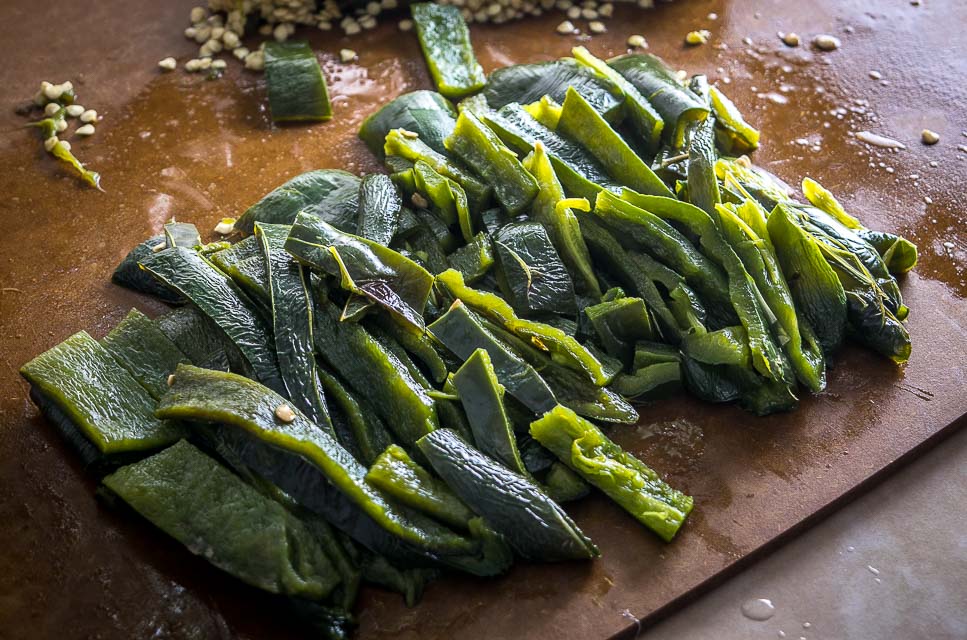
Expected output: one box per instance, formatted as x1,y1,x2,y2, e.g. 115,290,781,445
741,598,776,621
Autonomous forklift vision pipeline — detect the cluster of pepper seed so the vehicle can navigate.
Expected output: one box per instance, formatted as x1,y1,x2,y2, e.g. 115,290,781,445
33,82,100,154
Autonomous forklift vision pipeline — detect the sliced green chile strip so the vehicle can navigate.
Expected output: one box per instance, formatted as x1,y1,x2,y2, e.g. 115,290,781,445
101,308,189,401
417,428,599,561
359,90,457,159
384,128,491,213
235,169,360,234
356,173,402,246
411,2,485,100
571,46,664,152
155,307,235,373
709,85,760,154
365,444,475,530
411,160,475,242
312,288,439,447
611,362,682,399
444,110,539,215
209,235,271,306
286,212,433,330
139,247,284,393
685,82,722,217
429,301,557,414
557,87,673,198
112,235,183,304
20,331,186,457
163,222,201,249
437,269,611,386
452,349,530,477
447,231,495,284
767,203,848,356
317,368,394,466
521,141,600,297
482,58,624,123
264,40,332,122
256,223,333,433
608,54,709,148
103,440,341,600
493,221,576,317
158,365,484,568
530,405,693,542
584,297,655,364
541,364,638,424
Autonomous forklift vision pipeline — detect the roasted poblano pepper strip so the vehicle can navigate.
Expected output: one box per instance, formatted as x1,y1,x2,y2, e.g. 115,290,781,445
286,212,433,330
408,160,475,242
360,91,457,159
370,313,449,384
801,177,917,275
716,202,826,392
316,367,394,465
768,203,849,355
521,142,600,297
682,325,750,367
159,365,499,571
444,110,539,215
685,78,722,217
264,40,332,122
451,349,530,477
103,440,341,600
523,95,563,129
354,173,402,247
384,128,491,213
482,104,620,200
140,247,284,392
312,288,439,448
101,308,189,401
541,364,637,424
256,223,333,433
715,157,792,211
209,235,271,306
611,362,682,399
428,301,557,415
21,331,185,463
163,221,201,249
154,307,236,372
235,169,360,234
417,428,599,561
437,269,610,386
112,235,183,304
557,87,673,198
608,54,709,148
493,221,576,317
410,3,485,100
584,297,655,365
447,231,495,284
531,405,693,542
542,462,591,502
483,58,624,123
709,85,760,154
571,46,664,153
365,444,475,530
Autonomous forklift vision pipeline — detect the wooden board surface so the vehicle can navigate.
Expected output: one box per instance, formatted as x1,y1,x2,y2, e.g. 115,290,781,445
1,0,965,638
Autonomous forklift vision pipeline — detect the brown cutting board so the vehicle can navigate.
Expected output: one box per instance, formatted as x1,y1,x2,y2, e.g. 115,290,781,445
1,0,965,638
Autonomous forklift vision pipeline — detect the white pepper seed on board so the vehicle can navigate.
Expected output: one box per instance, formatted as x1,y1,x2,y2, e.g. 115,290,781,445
921,129,940,145
75,124,96,137
158,57,178,71
813,34,841,51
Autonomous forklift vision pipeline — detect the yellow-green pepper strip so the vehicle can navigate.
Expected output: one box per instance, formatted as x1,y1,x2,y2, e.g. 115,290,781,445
709,85,760,154
28,107,101,189
530,405,693,542
557,87,673,198
572,46,664,153
411,2,486,100
437,269,612,386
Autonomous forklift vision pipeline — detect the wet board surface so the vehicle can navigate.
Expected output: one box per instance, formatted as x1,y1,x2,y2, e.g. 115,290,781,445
1,0,965,638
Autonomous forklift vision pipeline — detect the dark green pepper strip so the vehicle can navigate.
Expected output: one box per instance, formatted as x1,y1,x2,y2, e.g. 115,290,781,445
428,300,558,414
139,247,284,393
444,110,539,215
540,364,638,424
571,46,664,152
235,169,360,234
611,362,682,399
359,90,457,159
100,308,189,401
437,269,611,386
209,235,271,308
112,235,183,304
410,3,485,99
447,231,494,284
20,331,185,457
371,313,449,384
607,54,709,149
682,325,751,367
384,128,491,213
557,87,673,198
542,462,590,502
493,221,577,317
365,444,475,530
451,348,530,477
411,160,475,242
530,405,693,542
709,85,760,154
685,77,722,217
103,440,341,600
163,221,201,249
584,297,655,364
312,286,440,448
317,367,394,466
619,192,790,382
356,173,402,246
767,203,848,356
482,103,621,200
154,307,235,373
286,211,433,331
256,223,334,434
521,141,601,297
716,202,826,393
417,428,599,561
264,40,332,122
